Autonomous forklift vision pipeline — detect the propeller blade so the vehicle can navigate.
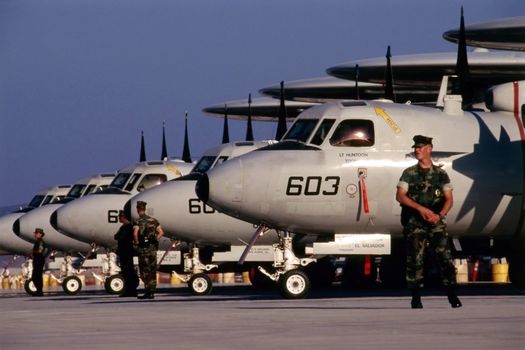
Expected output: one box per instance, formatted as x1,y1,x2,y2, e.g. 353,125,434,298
139,130,146,162
161,121,168,160
245,93,254,141
222,104,230,144
355,64,360,100
182,111,192,163
384,46,396,102
455,6,472,107
275,81,288,141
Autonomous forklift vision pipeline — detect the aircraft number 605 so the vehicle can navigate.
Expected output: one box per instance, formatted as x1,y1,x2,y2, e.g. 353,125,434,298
286,176,340,196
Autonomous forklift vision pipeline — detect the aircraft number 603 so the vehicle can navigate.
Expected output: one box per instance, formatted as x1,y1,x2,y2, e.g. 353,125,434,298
286,176,340,196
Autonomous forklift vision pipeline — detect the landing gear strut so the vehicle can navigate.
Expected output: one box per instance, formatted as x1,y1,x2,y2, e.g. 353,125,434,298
175,244,217,296
247,229,316,299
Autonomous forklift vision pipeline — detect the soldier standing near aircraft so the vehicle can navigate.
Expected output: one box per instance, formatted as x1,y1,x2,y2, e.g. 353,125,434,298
396,135,462,309
31,228,46,296
133,201,164,299
114,210,138,297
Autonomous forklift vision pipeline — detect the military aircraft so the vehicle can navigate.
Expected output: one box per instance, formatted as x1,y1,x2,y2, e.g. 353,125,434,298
9,174,115,295
53,160,193,249
195,13,525,298
124,140,285,295
197,85,525,298
0,185,72,255
14,173,115,252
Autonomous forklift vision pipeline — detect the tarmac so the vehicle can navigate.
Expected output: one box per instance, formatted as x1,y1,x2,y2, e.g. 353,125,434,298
1,284,524,350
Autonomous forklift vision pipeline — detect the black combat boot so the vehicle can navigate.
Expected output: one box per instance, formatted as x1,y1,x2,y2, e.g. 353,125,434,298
411,288,423,309
447,287,462,308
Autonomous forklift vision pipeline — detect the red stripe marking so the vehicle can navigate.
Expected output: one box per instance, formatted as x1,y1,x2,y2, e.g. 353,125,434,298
513,81,525,141
360,175,369,214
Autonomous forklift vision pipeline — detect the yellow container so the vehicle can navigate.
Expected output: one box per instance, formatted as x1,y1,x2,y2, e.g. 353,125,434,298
1,277,9,289
43,274,50,288
242,271,251,284
492,263,509,282
49,275,59,287
170,272,182,285
223,272,235,284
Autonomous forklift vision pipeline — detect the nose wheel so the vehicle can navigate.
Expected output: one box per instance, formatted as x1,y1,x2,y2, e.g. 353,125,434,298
241,228,316,299
62,275,82,295
24,279,37,296
188,273,213,296
104,274,125,295
279,269,310,299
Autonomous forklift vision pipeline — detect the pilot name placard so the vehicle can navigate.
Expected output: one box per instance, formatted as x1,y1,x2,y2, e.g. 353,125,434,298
313,234,391,255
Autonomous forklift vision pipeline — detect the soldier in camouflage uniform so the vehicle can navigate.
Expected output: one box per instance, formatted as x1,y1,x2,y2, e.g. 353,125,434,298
133,201,164,299
396,135,461,309
31,228,46,296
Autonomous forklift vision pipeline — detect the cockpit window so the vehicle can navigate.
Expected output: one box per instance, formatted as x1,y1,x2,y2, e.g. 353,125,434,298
27,195,45,208
330,120,375,147
136,174,167,192
50,196,65,204
215,156,229,166
110,173,132,189
191,156,217,174
310,119,336,146
125,173,142,192
84,184,97,195
67,184,87,199
282,119,319,143
42,195,54,205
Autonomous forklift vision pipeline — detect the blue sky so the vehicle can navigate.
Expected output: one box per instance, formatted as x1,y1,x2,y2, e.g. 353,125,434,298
0,0,522,207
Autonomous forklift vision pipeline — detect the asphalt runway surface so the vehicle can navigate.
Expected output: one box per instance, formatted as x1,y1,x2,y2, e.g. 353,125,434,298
1,284,524,350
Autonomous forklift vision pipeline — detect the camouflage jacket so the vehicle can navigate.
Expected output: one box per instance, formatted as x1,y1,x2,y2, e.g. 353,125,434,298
133,214,160,247
398,164,452,224
32,238,46,257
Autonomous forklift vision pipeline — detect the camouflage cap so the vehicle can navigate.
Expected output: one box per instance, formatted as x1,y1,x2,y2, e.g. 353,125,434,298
34,228,45,236
412,135,433,148
136,201,147,209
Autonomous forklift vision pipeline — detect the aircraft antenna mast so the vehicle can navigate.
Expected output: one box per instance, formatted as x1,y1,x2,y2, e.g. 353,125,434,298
222,104,230,144
182,111,192,163
161,121,168,160
275,81,288,141
139,130,146,162
245,93,254,141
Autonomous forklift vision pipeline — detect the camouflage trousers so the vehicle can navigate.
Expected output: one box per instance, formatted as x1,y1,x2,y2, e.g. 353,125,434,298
137,246,157,293
404,220,457,289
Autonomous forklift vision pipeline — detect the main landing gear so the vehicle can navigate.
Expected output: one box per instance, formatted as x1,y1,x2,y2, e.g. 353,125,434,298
245,227,316,299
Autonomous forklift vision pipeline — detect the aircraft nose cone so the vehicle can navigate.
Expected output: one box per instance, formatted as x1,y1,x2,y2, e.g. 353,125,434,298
195,174,209,203
12,218,21,236
50,210,58,230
